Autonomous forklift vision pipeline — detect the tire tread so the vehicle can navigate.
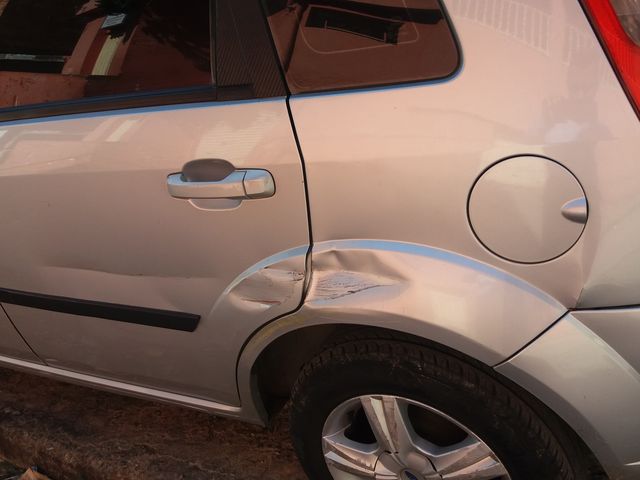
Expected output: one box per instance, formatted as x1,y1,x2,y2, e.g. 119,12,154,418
291,330,582,480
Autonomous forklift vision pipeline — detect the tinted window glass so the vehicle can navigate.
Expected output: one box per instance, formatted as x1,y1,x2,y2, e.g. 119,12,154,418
262,0,459,93
0,0,211,109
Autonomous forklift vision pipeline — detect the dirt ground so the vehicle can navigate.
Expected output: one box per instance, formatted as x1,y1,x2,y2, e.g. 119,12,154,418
0,459,22,479
0,368,306,479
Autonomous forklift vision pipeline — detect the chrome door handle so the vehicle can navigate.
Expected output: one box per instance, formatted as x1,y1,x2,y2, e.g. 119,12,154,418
167,169,275,200
561,197,588,224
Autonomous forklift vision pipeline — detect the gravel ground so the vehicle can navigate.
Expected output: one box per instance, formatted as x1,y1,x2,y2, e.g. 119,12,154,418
0,368,306,480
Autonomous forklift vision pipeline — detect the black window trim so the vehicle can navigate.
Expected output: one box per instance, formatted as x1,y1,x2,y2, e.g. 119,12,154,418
0,85,218,123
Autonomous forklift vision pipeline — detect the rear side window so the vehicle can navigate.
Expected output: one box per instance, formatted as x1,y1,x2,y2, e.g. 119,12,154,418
261,0,460,93
0,0,211,109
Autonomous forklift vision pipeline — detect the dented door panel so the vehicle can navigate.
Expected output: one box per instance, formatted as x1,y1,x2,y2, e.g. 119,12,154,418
0,100,309,405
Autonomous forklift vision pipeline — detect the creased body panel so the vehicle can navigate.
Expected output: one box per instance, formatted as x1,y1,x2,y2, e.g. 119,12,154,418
305,240,565,365
289,0,640,308
237,240,567,422
0,100,309,404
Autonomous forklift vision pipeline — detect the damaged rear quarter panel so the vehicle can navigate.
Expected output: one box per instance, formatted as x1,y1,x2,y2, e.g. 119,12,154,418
305,240,566,364
237,240,567,421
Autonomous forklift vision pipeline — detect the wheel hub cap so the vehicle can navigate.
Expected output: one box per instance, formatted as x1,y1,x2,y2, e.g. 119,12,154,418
322,395,511,480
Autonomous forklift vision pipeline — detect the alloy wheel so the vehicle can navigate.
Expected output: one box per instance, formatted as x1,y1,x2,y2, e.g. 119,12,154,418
322,395,511,480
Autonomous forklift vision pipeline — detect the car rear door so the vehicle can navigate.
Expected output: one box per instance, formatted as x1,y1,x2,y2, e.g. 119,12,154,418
0,0,309,406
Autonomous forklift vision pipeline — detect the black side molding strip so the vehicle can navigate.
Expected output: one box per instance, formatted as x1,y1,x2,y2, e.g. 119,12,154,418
0,288,200,332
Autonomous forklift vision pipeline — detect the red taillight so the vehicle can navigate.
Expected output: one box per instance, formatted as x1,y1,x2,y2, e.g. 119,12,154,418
582,0,640,116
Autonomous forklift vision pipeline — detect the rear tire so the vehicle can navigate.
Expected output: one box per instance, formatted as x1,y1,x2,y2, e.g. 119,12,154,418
289,334,595,480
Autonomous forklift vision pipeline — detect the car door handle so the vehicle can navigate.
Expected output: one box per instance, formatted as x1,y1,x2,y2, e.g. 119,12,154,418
167,169,275,200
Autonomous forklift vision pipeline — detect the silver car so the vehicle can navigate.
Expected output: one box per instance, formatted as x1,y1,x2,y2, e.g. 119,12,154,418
0,0,639,478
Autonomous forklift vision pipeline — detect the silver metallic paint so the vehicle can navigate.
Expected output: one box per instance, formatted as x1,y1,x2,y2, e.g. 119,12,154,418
2,245,308,405
468,156,587,264
560,196,589,224
237,239,567,422
253,1,640,475
496,313,640,479
288,0,640,309
0,1,637,477
0,353,244,419
574,307,640,377
0,100,309,404
0,306,40,362
166,169,276,200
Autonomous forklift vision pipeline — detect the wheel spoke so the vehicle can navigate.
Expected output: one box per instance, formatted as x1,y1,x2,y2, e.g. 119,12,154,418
359,395,416,456
323,430,379,478
440,456,509,480
430,436,509,479
323,395,511,480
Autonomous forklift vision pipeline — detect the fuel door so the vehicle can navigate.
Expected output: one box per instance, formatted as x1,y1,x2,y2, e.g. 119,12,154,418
468,156,587,264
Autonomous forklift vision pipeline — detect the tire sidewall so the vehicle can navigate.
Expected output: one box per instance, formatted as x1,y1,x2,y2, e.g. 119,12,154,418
291,348,567,480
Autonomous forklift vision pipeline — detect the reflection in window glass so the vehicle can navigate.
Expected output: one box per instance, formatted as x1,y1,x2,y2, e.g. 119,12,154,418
0,0,211,109
262,0,459,93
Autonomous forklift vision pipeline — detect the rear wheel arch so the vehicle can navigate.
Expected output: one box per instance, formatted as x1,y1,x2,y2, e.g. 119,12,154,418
242,323,471,422
242,324,607,478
